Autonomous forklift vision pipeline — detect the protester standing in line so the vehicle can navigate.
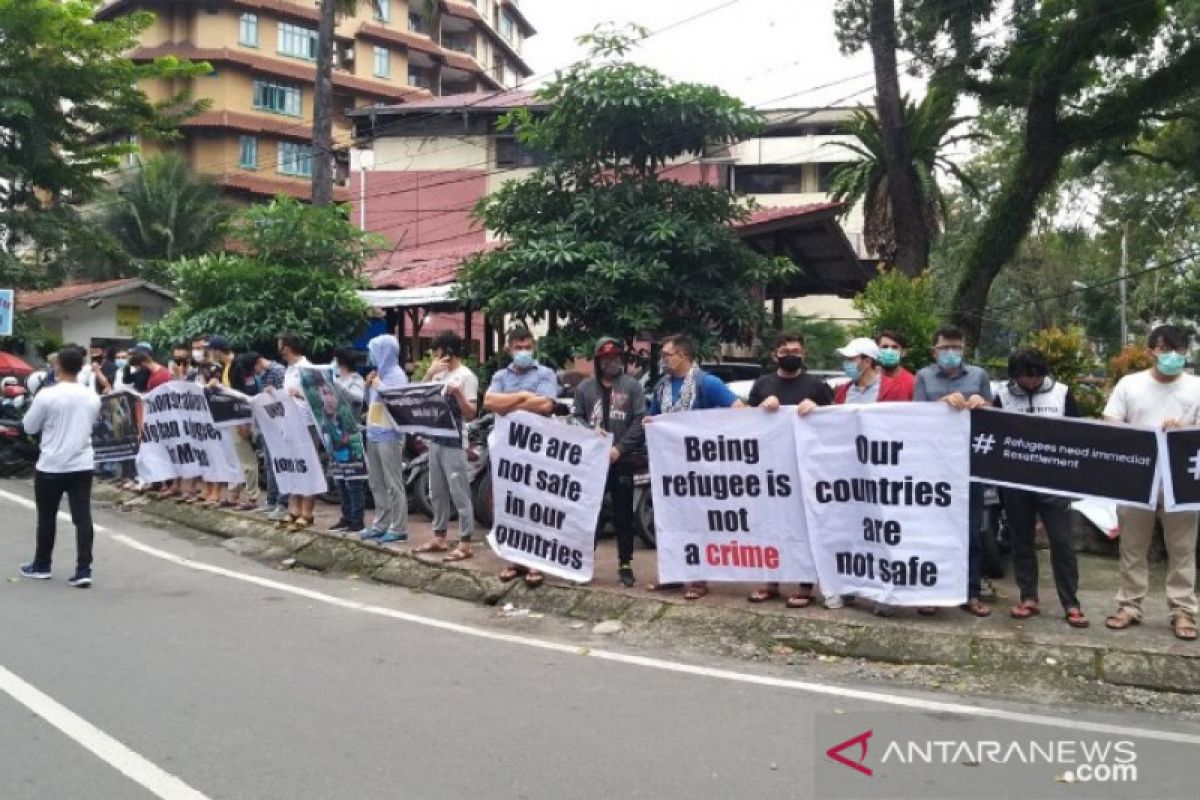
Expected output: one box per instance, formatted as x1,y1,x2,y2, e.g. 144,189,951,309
361,334,411,543
748,332,833,607
204,335,253,510
328,347,367,534
994,348,1089,628
573,337,646,587
415,331,480,561
647,333,743,601
275,332,323,532
485,327,560,587
876,330,916,400
253,353,289,519
1103,325,1199,640
19,346,102,587
913,325,993,617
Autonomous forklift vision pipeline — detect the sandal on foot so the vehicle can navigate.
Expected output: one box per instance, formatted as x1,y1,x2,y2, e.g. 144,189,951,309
287,516,313,532
747,587,780,603
1065,608,1090,628
443,547,473,562
786,592,813,609
498,566,524,582
1105,608,1140,630
962,598,992,617
917,606,938,616
1171,613,1198,641
415,539,450,554
1010,599,1040,619
276,515,296,529
524,570,544,588
683,585,709,601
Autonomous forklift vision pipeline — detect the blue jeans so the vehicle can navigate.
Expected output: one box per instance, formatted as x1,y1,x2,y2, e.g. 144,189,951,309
338,478,365,529
968,482,984,600
259,435,288,508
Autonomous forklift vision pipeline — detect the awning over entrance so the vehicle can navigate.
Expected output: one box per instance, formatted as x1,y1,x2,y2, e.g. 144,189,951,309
735,203,873,299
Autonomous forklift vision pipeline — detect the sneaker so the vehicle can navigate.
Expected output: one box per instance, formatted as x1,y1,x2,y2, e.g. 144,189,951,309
359,528,386,541
328,519,352,532
19,563,51,580
267,506,290,521
68,569,92,588
824,594,844,610
376,531,408,544
255,504,276,514
618,564,635,588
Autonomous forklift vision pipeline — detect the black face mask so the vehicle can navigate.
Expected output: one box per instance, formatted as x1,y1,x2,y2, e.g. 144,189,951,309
778,355,805,373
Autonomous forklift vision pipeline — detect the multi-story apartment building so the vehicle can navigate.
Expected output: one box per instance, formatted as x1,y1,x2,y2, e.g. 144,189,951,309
95,0,536,203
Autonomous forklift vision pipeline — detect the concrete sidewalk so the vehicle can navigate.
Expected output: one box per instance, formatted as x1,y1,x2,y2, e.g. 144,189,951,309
94,484,1200,694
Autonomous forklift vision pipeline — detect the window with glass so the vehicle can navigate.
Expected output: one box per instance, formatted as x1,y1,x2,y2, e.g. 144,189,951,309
733,165,807,194
253,80,302,116
375,0,390,22
499,12,515,42
278,141,313,177
408,67,434,90
495,137,546,169
817,162,845,193
238,136,258,169
239,13,258,47
408,11,428,34
278,22,318,60
373,46,390,78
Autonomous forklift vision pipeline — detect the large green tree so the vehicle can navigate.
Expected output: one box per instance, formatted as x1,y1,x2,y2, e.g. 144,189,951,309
457,27,793,362
145,197,380,354
0,0,207,281
836,0,1200,346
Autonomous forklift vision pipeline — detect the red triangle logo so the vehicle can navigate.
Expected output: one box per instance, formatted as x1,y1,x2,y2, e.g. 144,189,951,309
826,730,873,776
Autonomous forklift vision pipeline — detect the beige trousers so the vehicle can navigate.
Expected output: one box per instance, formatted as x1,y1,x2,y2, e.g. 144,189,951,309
1115,498,1197,618
232,427,260,502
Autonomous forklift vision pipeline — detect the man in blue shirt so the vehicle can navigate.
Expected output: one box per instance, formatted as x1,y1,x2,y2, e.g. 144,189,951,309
647,333,742,600
486,327,559,587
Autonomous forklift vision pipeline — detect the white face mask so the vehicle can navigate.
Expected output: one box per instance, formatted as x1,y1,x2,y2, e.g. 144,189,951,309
191,349,205,363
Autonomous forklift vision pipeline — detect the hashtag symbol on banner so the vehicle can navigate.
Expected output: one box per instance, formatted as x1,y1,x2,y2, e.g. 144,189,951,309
971,433,995,455
1189,450,1200,481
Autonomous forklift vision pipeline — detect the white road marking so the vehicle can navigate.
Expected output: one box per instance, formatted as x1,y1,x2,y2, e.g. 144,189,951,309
0,487,108,532
0,665,210,800
3,486,1199,746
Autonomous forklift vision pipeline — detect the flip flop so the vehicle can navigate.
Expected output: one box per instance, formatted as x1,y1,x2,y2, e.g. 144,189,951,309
524,570,544,588
415,540,450,554
443,548,473,562
786,593,813,609
1065,608,1090,628
1010,600,1040,619
747,588,780,603
683,585,709,601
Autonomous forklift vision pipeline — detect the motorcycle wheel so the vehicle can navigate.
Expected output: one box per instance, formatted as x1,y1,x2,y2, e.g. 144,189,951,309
472,471,493,528
410,469,434,519
634,489,656,549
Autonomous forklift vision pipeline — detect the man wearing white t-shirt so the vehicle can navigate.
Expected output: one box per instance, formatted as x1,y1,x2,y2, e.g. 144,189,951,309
1103,325,1200,640
414,331,479,562
19,346,102,587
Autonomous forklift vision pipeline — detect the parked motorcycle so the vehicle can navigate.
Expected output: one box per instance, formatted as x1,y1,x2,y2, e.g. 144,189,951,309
0,419,38,477
0,377,29,422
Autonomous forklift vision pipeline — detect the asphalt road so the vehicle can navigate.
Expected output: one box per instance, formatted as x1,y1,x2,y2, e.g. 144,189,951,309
1,480,1198,800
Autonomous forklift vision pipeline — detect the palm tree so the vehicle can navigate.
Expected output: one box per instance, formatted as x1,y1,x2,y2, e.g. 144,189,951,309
827,89,979,269
103,153,230,264
312,1,438,205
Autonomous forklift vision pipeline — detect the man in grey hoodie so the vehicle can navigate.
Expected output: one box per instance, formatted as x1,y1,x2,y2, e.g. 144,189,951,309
573,338,646,587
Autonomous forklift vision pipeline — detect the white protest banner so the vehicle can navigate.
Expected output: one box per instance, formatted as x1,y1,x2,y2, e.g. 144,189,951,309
646,408,814,585
485,411,611,582
251,391,328,497
794,403,970,607
135,381,229,483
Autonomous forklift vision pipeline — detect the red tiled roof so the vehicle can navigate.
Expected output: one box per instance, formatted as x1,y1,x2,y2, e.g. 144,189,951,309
441,0,485,25
364,241,500,289
216,172,350,202
735,203,844,229
130,45,432,103
17,279,165,312
357,23,444,58
181,110,316,141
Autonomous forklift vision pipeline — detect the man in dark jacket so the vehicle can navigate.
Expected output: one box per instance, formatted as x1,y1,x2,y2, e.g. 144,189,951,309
573,338,646,587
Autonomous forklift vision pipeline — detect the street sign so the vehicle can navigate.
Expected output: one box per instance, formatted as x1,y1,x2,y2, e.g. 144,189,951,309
0,289,13,337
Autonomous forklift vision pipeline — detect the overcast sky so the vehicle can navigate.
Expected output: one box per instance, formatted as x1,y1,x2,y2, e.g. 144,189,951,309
519,0,916,109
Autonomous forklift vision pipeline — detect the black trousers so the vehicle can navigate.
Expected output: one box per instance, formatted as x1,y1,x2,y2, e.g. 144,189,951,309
33,470,94,571
1000,488,1080,611
598,465,636,565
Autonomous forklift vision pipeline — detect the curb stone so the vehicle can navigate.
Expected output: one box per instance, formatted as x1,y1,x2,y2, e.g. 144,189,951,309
95,485,1200,694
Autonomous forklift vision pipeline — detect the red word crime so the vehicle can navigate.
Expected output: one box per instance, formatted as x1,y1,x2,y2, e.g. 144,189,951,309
704,540,780,570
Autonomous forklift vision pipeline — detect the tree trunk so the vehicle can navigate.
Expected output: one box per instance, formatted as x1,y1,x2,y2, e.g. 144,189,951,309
950,103,1068,348
311,0,337,206
868,0,930,276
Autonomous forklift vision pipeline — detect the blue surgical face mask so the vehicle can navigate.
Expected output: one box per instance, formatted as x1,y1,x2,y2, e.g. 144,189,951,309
512,349,535,369
937,349,964,370
1158,351,1187,376
842,360,861,380
115,358,128,370
878,349,901,369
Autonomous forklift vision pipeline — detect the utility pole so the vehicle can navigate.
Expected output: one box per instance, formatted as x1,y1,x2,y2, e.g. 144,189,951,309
1120,223,1129,347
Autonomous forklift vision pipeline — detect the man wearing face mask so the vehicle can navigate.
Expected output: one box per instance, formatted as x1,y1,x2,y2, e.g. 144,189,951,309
914,326,993,617
876,330,915,400
1103,325,1200,641
485,327,559,587
747,333,832,607
573,337,646,587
